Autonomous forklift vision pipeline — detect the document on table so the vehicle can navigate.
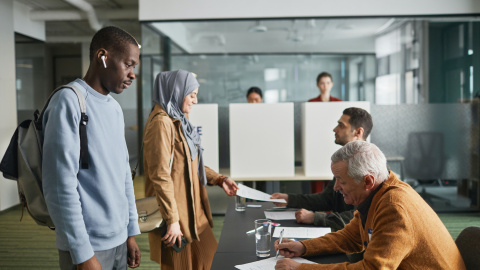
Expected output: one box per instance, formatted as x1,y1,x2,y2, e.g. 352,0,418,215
264,211,296,220
236,184,287,203
235,256,317,270
272,226,331,239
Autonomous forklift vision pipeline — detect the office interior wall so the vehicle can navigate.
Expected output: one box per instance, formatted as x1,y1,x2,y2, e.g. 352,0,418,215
13,1,45,42
0,0,20,211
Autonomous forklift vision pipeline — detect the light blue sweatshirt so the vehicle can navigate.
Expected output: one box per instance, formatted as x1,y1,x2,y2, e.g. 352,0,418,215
42,79,140,264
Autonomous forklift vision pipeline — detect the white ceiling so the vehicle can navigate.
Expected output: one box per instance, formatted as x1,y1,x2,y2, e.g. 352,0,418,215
14,0,480,54
16,0,140,42
151,18,395,54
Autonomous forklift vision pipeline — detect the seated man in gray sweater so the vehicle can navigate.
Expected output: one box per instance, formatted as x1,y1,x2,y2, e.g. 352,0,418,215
271,107,373,232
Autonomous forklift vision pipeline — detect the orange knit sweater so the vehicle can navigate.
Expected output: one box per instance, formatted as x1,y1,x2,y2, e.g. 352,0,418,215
298,172,465,270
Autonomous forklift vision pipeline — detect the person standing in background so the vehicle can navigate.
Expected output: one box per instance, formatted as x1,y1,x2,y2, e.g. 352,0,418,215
308,72,342,102
308,71,342,193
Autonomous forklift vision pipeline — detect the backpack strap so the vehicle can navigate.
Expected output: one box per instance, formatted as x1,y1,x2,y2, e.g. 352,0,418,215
65,85,89,170
36,83,89,169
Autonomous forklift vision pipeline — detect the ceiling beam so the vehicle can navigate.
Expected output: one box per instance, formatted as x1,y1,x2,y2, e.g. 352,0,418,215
30,9,138,21
63,0,102,31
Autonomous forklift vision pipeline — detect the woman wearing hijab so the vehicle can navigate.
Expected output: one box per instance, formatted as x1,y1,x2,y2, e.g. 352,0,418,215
143,70,239,270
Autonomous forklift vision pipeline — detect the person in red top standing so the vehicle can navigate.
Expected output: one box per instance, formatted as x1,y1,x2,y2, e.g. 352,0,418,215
308,72,342,102
308,72,342,193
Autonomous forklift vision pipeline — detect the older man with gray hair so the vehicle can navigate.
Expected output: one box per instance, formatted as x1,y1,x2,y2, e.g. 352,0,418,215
274,141,465,270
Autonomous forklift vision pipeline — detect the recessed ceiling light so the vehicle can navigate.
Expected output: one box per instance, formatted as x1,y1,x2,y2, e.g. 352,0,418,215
249,21,268,33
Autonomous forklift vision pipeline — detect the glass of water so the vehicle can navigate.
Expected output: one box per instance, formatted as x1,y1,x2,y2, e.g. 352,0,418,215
235,196,246,211
254,219,272,257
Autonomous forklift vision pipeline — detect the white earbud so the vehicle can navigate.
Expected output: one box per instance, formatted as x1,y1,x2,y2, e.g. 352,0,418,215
101,55,107,68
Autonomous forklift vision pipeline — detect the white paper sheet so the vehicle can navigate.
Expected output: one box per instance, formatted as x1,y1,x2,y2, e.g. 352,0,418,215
264,211,296,220
236,184,287,203
272,227,331,239
235,256,317,270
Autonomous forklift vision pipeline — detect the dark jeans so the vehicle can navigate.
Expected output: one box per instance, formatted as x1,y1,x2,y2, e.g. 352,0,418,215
58,241,127,270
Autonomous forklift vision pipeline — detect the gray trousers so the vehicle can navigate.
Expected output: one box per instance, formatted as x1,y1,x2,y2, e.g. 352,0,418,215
58,241,127,270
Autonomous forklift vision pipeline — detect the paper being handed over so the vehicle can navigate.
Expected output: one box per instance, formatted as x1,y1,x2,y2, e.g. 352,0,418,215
236,184,286,203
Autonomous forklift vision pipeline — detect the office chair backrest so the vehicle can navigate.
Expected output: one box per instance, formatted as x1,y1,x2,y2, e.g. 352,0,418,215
455,226,480,270
404,132,444,180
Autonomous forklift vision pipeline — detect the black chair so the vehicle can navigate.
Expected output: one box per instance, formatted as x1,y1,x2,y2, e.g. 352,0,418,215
404,132,450,206
455,226,480,270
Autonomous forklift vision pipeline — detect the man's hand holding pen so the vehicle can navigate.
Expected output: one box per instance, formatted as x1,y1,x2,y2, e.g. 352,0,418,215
274,238,306,258
274,238,305,270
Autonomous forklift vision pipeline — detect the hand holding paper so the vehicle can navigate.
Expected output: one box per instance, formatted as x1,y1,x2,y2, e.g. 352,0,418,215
236,184,287,203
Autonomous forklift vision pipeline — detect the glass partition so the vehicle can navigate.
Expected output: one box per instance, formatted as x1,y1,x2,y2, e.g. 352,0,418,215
140,17,480,212
15,34,48,124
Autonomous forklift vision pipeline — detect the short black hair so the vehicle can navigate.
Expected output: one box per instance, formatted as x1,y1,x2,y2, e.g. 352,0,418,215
316,72,333,84
89,26,138,61
343,107,373,140
246,87,263,98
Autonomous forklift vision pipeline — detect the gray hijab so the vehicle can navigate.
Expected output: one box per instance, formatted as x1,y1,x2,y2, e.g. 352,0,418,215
152,70,207,186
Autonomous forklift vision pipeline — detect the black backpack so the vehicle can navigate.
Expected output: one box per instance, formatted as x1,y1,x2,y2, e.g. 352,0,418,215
0,84,89,229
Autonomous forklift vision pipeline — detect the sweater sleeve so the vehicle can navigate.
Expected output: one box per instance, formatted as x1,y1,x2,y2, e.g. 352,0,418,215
287,180,335,211
302,212,364,257
42,89,94,264
297,203,415,269
143,116,179,225
124,143,140,237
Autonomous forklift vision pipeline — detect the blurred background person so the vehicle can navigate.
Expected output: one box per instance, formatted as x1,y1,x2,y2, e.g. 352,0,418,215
308,72,342,193
308,72,341,102
246,86,263,103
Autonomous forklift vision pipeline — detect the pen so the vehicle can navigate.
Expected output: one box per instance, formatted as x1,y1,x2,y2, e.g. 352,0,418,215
246,223,281,234
276,229,284,259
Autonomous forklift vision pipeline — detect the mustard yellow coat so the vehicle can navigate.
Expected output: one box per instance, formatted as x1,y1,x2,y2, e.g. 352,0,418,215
299,172,465,270
143,104,224,263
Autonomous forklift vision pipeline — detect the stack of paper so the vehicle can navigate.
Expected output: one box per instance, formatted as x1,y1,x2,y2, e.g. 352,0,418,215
235,256,317,270
264,211,296,220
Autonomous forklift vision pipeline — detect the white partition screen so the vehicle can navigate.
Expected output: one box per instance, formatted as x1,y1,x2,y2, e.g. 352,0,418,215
302,102,370,178
230,103,295,178
188,104,219,172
